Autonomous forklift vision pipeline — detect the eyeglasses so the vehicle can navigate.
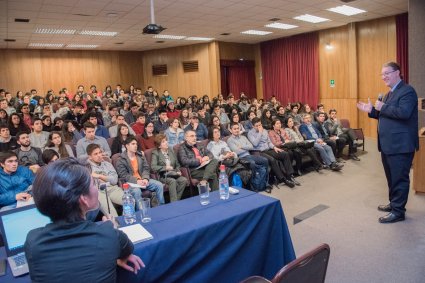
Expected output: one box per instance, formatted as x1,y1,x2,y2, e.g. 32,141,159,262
380,70,397,77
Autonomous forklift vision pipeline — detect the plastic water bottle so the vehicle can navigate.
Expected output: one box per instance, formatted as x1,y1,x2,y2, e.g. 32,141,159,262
122,183,136,224
219,164,230,200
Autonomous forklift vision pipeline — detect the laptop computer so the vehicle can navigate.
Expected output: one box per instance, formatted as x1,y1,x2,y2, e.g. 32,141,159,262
0,205,50,277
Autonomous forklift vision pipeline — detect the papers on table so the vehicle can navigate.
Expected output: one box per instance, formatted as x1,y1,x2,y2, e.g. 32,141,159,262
127,182,146,189
16,198,35,208
119,224,153,244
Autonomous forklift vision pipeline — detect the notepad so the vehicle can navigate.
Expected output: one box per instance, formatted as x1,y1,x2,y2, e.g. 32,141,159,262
119,224,153,244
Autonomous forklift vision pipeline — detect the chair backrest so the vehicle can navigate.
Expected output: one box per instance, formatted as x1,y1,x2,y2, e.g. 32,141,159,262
240,276,272,283
144,148,155,166
107,137,114,149
222,135,230,143
111,153,121,169
271,243,330,283
340,119,350,129
197,139,209,148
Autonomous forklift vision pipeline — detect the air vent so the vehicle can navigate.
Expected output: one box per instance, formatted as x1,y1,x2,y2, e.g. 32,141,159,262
220,33,230,36
4,39,16,42
268,18,281,21
115,42,124,45
15,18,30,23
152,64,167,76
156,41,165,43
182,61,199,73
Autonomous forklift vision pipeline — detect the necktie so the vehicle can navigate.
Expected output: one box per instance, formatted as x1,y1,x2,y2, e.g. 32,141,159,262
383,91,392,103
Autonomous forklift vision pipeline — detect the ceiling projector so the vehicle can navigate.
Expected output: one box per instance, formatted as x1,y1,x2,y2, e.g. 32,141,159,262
143,24,165,34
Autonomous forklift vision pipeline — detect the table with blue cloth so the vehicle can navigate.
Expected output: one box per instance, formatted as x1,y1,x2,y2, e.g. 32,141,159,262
1,188,295,283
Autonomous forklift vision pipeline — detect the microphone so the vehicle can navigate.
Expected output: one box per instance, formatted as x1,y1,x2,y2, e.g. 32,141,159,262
378,94,384,102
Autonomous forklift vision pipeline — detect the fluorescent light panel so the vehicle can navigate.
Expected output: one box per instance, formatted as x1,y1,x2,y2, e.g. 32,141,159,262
327,5,366,16
66,44,98,48
79,30,118,36
35,28,76,34
265,22,298,30
294,14,330,23
185,37,214,41
241,30,272,35
29,43,64,47
153,34,186,40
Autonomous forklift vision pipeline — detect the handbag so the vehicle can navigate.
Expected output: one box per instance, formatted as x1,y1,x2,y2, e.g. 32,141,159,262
282,141,298,150
297,140,315,149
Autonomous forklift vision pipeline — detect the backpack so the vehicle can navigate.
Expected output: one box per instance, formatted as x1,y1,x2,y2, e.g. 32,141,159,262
248,163,268,192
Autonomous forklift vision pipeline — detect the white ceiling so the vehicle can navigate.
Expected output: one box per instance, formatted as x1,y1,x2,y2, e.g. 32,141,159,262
0,0,408,51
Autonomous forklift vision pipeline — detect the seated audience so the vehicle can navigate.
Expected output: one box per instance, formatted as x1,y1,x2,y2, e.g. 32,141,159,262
151,134,188,202
24,157,144,282
115,136,165,205
282,117,323,172
111,124,133,155
131,113,146,135
76,122,111,158
166,101,180,120
209,114,230,137
154,109,169,134
0,124,18,152
165,118,184,148
87,144,134,217
41,115,52,132
0,151,34,211
41,149,59,164
228,113,246,135
261,109,273,130
29,118,49,149
185,113,208,141
44,131,75,158
178,107,191,129
140,121,155,151
212,104,230,125
299,114,343,171
325,109,360,161
82,112,110,139
8,113,31,136
15,131,44,171
124,102,140,125
248,118,298,187
62,120,83,145
177,130,219,191
108,114,136,138
0,109,8,125
102,103,119,128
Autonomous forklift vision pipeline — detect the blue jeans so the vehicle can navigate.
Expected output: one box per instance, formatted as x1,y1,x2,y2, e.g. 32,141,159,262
146,179,165,205
313,143,335,165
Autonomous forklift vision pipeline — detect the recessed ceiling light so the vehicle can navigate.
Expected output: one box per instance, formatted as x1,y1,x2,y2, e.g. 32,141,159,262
294,14,330,23
29,43,64,48
66,44,98,48
327,5,366,16
35,28,76,35
265,23,298,30
4,39,16,42
220,33,230,36
156,41,165,43
153,34,186,40
106,12,118,17
185,37,214,41
79,30,118,36
115,42,124,45
241,30,272,36
268,18,281,22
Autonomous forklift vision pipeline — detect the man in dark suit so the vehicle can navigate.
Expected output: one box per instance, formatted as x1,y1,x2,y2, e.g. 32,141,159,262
357,62,419,223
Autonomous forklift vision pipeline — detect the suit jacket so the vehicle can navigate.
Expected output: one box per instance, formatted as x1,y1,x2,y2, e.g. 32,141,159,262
151,148,181,176
369,80,419,154
299,123,323,141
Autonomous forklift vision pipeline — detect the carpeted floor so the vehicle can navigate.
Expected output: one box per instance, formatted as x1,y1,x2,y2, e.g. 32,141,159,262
266,138,425,283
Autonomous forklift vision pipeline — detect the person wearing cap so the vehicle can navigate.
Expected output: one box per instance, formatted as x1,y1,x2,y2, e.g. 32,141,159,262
166,100,180,120
184,112,208,141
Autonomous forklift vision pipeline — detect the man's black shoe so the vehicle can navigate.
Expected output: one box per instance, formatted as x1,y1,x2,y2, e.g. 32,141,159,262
350,154,360,161
378,204,391,212
379,213,405,223
265,185,273,194
330,162,343,171
281,178,295,188
290,176,301,186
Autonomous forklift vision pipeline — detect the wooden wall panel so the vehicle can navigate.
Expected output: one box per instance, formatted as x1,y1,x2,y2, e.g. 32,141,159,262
141,43,215,98
357,17,396,138
0,49,143,95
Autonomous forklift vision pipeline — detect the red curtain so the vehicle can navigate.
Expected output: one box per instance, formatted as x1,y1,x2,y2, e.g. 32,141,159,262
220,60,256,99
396,13,408,83
260,32,319,108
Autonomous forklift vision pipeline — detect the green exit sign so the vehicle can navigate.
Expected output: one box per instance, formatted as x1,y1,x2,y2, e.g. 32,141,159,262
330,79,335,88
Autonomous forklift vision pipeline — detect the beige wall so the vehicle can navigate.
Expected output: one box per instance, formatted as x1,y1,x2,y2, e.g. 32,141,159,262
0,50,143,95
141,42,220,98
318,16,396,138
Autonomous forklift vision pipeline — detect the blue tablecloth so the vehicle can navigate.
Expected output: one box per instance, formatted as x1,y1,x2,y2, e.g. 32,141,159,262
1,189,295,283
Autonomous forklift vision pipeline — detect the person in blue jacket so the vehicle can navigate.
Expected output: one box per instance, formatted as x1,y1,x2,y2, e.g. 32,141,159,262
0,151,34,211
